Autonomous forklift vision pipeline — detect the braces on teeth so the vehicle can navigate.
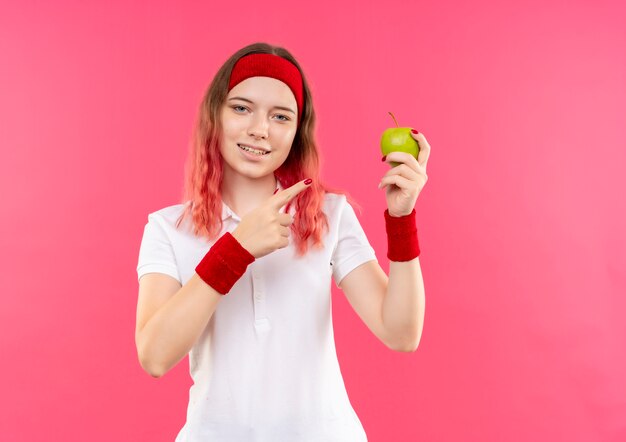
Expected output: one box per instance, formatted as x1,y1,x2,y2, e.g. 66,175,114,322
239,145,268,155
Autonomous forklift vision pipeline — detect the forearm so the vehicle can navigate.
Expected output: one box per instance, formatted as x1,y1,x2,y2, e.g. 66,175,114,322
382,257,425,351
138,273,223,377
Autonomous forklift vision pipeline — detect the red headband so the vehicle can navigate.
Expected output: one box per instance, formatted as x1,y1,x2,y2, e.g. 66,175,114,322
228,53,304,125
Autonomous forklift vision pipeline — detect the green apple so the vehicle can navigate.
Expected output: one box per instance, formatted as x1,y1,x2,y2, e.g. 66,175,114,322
380,112,419,168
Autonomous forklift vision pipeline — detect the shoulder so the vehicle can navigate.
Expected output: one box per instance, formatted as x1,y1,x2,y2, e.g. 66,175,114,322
323,192,362,222
145,202,190,231
322,192,348,214
321,192,365,235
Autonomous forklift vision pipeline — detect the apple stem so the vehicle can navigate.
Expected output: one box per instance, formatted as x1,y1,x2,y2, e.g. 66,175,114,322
388,112,399,127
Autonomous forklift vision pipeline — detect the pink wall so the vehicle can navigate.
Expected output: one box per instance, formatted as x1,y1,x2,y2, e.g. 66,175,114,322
1,0,625,440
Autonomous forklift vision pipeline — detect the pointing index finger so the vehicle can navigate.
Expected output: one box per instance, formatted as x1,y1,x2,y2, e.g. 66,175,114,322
272,179,312,212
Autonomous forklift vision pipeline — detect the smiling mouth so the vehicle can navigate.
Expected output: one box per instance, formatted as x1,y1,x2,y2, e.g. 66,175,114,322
238,144,271,156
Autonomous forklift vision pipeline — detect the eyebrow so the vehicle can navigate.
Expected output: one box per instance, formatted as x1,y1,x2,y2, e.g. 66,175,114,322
227,96,296,115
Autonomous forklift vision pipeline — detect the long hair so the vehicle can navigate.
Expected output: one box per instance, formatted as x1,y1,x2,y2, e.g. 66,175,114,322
175,42,362,258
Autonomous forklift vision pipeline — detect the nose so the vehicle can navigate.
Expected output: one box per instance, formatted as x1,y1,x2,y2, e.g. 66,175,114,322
247,114,269,139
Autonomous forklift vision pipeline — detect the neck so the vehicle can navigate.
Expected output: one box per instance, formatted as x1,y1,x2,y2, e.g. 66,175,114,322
220,171,278,219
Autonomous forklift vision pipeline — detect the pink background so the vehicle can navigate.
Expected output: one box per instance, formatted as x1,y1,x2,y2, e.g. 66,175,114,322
1,0,625,440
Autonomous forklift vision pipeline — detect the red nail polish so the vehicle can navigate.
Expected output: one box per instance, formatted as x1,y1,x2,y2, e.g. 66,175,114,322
411,129,419,134
381,155,387,161
304,178,312,185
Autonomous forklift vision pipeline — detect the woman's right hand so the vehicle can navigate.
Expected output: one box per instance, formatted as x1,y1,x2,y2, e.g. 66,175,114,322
231,179,312,259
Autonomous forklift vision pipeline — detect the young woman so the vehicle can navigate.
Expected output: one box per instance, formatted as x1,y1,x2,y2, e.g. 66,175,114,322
135,42,428,441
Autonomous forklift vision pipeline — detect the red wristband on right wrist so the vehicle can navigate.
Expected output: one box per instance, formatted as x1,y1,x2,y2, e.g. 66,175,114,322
195,232,255,295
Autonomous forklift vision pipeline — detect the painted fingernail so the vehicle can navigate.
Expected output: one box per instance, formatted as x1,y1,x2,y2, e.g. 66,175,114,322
304,178,312,185
273,188,279,195
381,155,387,162
411,129,419,134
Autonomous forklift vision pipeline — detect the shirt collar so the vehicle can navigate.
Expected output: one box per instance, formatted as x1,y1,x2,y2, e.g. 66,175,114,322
221,178,284,222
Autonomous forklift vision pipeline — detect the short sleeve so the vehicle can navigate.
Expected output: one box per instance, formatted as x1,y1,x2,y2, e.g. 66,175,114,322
331,197,377,289
136,213,182,284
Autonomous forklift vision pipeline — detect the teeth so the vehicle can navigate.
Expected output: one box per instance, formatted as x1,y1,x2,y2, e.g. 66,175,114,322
238,144,268,155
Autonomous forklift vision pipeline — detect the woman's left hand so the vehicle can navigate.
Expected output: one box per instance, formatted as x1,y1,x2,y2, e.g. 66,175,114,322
378,130,431,217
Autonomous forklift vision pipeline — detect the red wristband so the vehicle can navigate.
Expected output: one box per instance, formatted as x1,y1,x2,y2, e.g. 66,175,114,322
195,232,255,295
384,208,421,261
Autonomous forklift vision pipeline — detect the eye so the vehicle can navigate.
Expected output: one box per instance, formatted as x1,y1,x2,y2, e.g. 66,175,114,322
231,105,290,122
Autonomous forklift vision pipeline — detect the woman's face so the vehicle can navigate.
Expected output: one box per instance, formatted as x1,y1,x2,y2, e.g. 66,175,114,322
219,76,298,179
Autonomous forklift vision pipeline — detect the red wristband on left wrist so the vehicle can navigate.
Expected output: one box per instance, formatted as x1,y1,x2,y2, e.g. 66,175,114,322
384,208,420,261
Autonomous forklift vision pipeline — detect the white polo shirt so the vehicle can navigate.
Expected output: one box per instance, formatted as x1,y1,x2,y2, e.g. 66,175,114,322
136,179,377,441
